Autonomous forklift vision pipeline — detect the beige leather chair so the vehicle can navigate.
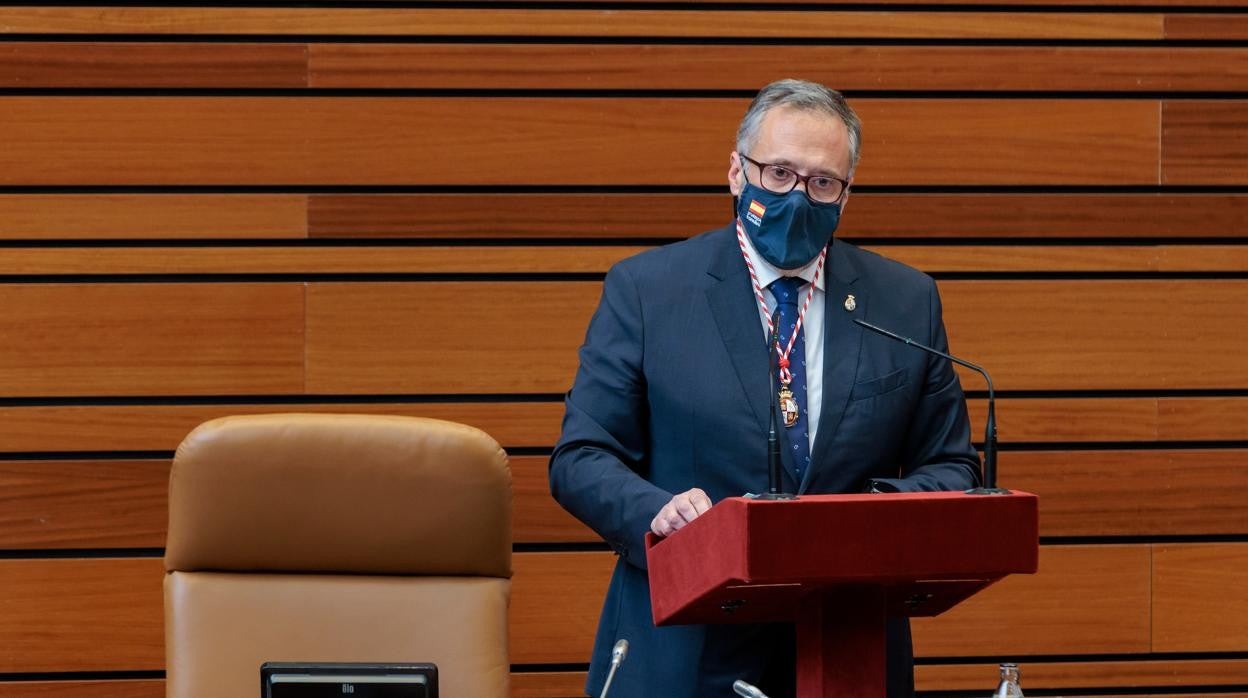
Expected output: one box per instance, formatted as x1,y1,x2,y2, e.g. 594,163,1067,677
164,413,511,697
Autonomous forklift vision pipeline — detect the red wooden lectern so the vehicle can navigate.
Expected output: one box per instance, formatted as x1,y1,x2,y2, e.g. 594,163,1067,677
645,491,1039,698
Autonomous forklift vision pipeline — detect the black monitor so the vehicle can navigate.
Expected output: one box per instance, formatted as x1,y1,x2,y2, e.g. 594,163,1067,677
261,662,437,698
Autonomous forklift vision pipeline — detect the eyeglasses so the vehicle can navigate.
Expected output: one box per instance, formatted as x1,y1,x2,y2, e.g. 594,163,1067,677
740,154,849,204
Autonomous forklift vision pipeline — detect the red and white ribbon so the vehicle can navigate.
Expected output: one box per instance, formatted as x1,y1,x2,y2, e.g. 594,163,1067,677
735,218,826,385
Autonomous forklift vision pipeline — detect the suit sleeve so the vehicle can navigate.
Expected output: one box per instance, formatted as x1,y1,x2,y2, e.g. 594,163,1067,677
549,263,672,569
870,277,982,493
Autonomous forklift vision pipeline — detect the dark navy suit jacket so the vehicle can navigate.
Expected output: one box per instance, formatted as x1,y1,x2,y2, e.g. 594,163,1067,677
549,225,980,697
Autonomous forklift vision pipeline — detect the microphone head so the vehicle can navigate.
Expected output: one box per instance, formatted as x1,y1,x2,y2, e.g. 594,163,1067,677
611,638,629,662
733,679,767,698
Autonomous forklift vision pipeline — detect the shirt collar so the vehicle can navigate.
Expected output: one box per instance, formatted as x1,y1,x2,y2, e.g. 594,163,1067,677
739,228,827,292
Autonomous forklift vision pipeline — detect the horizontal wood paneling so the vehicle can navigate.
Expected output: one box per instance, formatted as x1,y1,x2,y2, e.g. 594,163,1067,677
0,681,163,697
0,546,1167,671
5,449,1242,549
0,459,169,549
305,280,1248,394
0,396,1237,455
2,244,1244,275
5,670,1248,698
0,557,163,672
0,42,306,88
1153,543,1248,652
304,282,598,395
1163,101,1248,185
1166,14,1248,39
911,544,1151,656
510,552,616,664
1004,450,1248,537
916,658,1248,691
0,8,1167,38
310,45,1248,92
510,456,598,543
0,246,648,276
941,280,1248,391
0,454,596,549
0,283,304,397
1159,397,1248,441
0,403,565,453
308,193,1248,240
0,98,1159,186
0,195,306,240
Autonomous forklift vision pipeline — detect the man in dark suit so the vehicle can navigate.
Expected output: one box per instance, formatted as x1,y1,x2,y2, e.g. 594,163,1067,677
549,79,981,698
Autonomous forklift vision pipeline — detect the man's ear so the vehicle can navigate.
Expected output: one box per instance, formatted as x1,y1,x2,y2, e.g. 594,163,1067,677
728,152,744,197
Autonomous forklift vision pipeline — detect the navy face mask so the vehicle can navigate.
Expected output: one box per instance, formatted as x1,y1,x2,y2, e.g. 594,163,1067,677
736,181,840,270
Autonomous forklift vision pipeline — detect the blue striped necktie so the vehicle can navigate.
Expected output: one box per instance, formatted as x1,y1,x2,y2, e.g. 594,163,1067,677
768,276,810,482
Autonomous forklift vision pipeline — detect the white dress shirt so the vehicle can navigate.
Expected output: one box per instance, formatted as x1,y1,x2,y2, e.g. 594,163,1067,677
738,232,826,451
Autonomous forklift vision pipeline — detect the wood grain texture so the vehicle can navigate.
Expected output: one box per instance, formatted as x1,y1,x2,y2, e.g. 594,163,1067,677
912,544,1151,656
2,672,1246,697
941,280,1248,391
0,42,305,88
511,673,588,698
0,557,164,672
916,658,1248,690
311,44,1243,92
0,681,163,697
0,396,1237,455
0,403,566,454
5,448,1241,550
509,552,616,665
0,546,1168,671
303,280,1248,394
1159,397,1248,441
0,459,169,549
1004,450,1248,537
1163,101,1248,185
0,455,596,549
309,193,1248,240
0,98,1159,186
969,397,1162,444
1153,543,1248,652
0,283,304,397
6,244,1243,275
1166,13,1248,39
0,195,306,240
511,455,598,543
0,246,648,276
305,282,599,394
0,8,1164,38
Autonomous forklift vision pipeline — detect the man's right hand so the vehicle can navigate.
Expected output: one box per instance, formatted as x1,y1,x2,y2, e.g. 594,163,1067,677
649,487,713,537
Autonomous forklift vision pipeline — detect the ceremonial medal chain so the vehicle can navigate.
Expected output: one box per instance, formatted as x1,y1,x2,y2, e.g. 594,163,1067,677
734,219,826,427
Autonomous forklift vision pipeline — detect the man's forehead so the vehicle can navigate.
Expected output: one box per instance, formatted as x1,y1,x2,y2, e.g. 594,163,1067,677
752,106,851,173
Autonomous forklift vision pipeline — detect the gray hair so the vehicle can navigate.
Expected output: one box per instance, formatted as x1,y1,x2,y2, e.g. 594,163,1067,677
735,79,862,175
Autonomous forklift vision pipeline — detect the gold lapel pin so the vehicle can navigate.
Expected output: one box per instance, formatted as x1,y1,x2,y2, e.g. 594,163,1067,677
844,294,857,312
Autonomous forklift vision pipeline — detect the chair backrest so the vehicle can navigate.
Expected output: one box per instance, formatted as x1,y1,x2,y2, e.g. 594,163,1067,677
164,413,511,698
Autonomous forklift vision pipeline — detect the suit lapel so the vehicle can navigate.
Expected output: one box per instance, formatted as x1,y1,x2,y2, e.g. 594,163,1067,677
803,240,866,492
704,230,772,439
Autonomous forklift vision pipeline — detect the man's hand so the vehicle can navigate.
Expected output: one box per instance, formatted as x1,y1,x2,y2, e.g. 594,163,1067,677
650,488,713,537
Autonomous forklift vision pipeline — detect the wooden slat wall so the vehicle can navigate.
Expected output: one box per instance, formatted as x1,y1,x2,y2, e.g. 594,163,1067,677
0,5,1244,698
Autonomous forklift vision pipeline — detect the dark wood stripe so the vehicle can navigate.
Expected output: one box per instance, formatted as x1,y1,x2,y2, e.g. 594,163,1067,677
309,193,1248,241
0,8,1165,38
1164,101,1248,186
0,42,306,88
310,44,1248,92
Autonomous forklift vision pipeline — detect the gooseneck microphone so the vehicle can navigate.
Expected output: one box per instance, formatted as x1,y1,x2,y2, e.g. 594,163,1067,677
758,309,796,500
852,318,1007,494
598,638,629,698
733,679,771,698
